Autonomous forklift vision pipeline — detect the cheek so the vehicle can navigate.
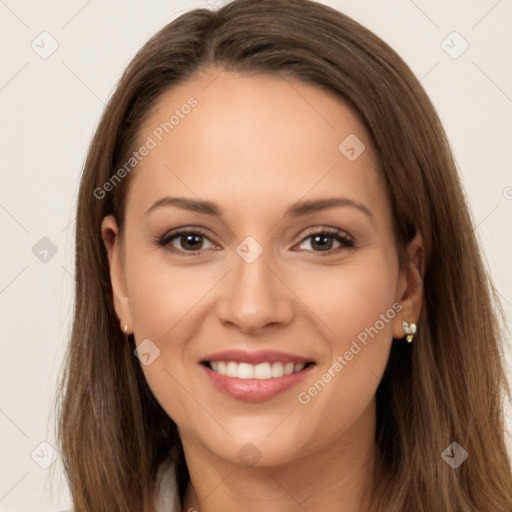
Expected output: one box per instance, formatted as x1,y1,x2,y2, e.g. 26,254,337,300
123,251,223,421
340,261,398,340
297,255,398,413
126,249,219,340
293,253,399,352
291,253,398,418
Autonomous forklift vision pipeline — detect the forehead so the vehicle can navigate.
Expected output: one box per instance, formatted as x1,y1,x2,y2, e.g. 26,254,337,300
127,68,387,219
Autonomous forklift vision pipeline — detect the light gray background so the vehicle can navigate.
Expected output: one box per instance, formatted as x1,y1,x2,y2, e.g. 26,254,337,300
1,0,511,510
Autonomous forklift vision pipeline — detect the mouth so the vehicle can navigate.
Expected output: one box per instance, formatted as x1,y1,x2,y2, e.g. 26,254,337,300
202,360,314,379
199,350,316,401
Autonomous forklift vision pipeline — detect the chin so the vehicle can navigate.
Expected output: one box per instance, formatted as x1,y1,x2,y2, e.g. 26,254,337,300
196,423,313,468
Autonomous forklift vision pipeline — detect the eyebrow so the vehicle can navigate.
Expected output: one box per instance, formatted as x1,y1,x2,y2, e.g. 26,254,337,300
145,196,374,223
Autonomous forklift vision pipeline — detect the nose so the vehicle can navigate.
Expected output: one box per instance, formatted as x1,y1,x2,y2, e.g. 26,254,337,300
216,247,295,335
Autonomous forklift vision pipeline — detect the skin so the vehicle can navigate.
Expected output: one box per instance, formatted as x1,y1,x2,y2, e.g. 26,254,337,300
101,67,424,512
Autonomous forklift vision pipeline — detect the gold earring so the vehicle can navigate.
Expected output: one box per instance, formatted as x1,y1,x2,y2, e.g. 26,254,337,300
122,323,129,334
402,321,417,343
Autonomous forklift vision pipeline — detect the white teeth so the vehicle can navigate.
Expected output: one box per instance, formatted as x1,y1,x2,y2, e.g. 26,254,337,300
254,362,272,379
284,362,294,375
294,363,306,373
271,362,284,377
226,361,238,378
238,363,254,379
208,360,309,379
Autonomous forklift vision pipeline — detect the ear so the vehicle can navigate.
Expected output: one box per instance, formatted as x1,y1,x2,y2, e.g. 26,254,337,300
392,230,425,339
101,215,133,333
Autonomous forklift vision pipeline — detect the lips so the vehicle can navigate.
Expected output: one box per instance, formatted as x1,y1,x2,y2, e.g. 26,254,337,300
200,349,316,401
201,349,312,365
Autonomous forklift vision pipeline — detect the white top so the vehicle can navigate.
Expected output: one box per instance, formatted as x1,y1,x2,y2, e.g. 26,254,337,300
154,456,181,512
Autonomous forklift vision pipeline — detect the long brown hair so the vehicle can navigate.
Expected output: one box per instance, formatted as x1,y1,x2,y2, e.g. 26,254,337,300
55,0,512,510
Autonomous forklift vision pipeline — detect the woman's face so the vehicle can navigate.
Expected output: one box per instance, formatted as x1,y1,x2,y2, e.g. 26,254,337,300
102,68,421,467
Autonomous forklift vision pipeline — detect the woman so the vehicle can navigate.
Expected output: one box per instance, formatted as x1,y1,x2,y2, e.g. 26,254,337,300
56,0,512,510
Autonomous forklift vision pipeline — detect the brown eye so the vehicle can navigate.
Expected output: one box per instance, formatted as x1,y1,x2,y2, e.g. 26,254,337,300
296,228,354,254
157,229,215,253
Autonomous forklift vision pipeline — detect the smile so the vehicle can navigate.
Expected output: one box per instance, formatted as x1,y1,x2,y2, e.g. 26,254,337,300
207,361,309,379
200,350,316,401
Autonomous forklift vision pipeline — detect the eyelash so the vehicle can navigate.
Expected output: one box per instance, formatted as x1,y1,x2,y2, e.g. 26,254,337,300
155,226,354,256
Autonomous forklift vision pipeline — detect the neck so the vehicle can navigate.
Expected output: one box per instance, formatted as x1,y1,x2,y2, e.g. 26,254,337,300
180,399,384,512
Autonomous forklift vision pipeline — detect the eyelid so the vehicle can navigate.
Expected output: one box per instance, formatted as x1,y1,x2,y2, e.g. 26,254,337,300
298,225,351,240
